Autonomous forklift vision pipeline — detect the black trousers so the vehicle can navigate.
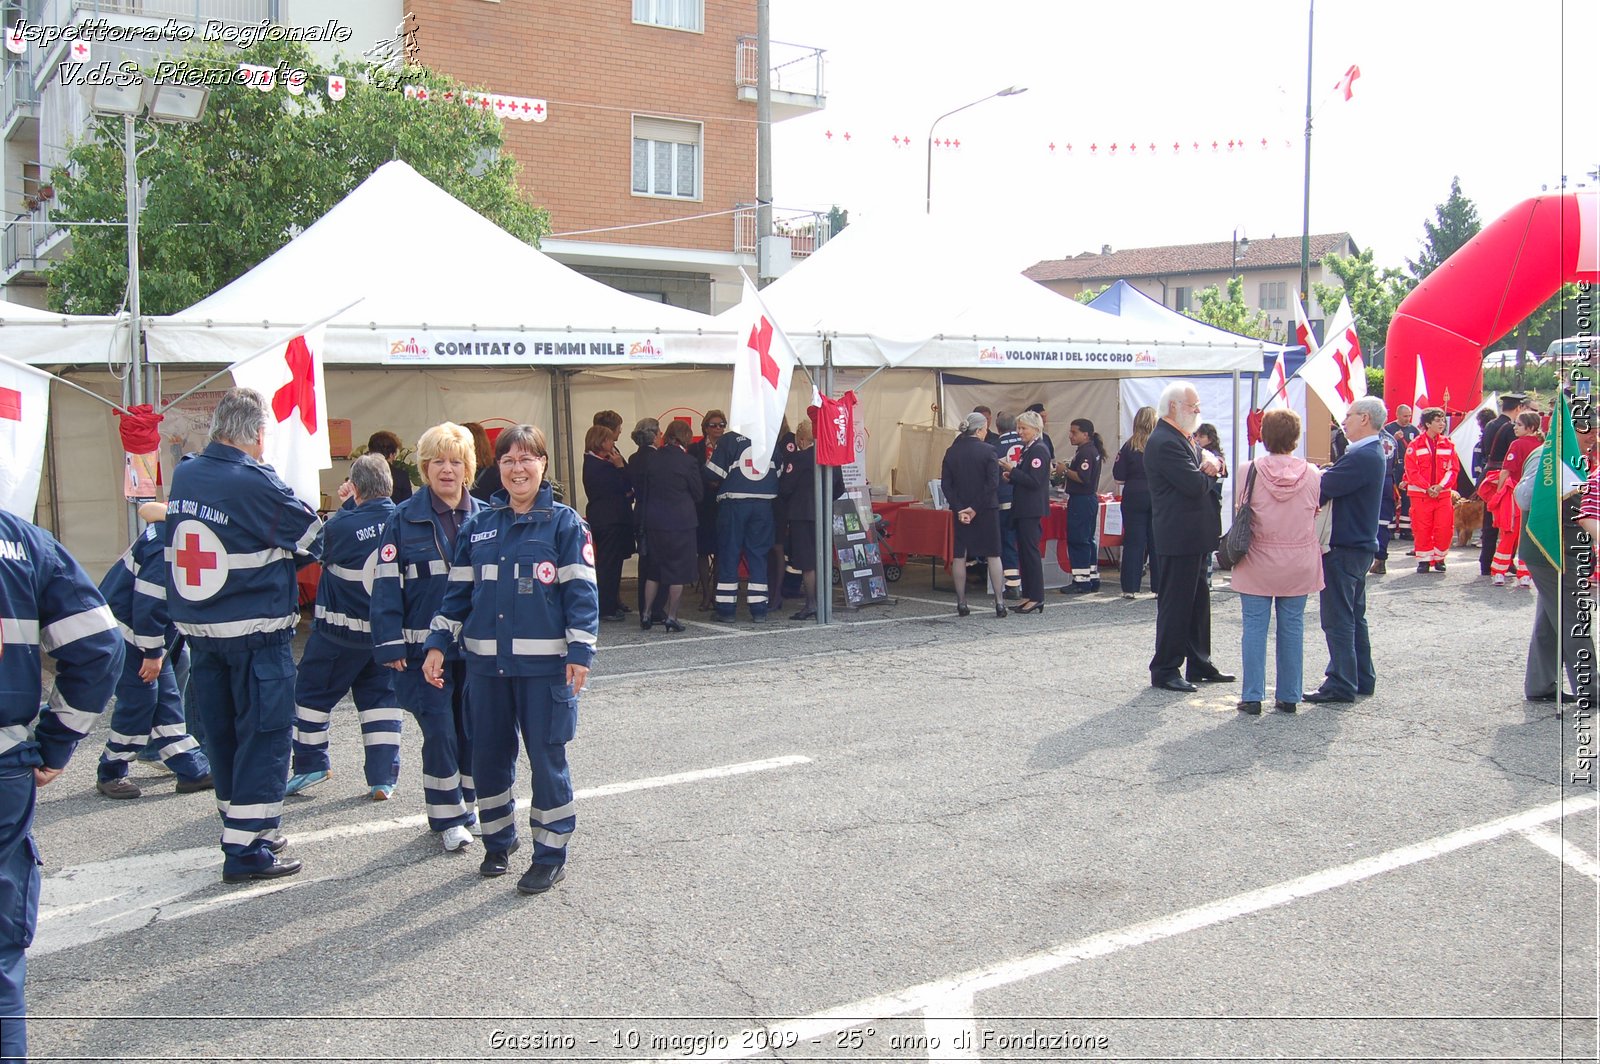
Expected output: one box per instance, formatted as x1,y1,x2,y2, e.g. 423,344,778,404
1014,514,1043,601
1149,552,1215,681
1478,507,1499,574
593,522,633,615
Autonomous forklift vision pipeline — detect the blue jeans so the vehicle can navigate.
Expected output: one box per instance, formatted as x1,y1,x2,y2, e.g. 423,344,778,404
1318,548,1376,698
1238,593,1307,703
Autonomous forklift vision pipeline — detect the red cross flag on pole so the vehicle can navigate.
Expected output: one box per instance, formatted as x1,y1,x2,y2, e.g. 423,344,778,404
1292,293,1320,358
729,275,797,479
1298,296,1366,422
0,358,51,517
228,325,331,506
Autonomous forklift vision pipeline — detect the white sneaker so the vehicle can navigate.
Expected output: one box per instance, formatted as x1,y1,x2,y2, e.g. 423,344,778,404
441,825,473,852
1492,574,1505,586
466,812,483,837
1518,575,1533,588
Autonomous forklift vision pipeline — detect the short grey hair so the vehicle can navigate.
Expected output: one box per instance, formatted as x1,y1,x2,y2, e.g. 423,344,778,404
210,388,267,446
1016,410,1044,435
995,411,1016,433
631,417,660,449
1348,396,1387,428
349,452,393,501
1157,381,1194,420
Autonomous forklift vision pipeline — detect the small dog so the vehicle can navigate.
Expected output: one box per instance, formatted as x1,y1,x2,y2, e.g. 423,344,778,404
1454,496,1485,547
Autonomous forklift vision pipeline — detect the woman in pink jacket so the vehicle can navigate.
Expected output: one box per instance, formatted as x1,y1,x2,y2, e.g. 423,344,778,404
1230,409,1324,715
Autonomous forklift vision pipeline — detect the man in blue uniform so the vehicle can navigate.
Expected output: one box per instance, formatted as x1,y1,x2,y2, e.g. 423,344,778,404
1369,427,1399,575
95,501,211,798
993,412,1023,599
287,454,402,801
0,511,122,1061
705,429,779,622
166,388,321,882
424,424,598,894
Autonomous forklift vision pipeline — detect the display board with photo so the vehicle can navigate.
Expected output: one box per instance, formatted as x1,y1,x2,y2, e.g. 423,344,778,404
831,495,890,609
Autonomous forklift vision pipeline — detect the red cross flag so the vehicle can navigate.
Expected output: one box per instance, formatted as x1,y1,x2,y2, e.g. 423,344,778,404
1334,63,1361,101
228,326,331,506
328,75,345,101
1412,351,1431,411
1292,293,1319,358
0,359,50,518
1264,349,1290,411
729,276,797,479
5,25,25,55
1298,295,1366,422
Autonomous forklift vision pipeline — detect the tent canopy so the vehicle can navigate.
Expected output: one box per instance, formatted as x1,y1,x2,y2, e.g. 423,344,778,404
145,161,732,367
0,298,127,367
728,216,1264,373
1086,280,1291,368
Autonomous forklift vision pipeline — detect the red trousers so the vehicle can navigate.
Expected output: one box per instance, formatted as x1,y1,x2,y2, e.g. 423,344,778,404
1408,492,1454,564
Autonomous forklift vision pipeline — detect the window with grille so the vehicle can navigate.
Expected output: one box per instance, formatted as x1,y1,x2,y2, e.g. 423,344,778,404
1258,281,1287,310
632,116,701,200
633,0,703,31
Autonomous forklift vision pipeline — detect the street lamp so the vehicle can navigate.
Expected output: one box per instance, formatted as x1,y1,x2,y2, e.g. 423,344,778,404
84,78,210,411
925,85,1027,214
1231,226,1250,279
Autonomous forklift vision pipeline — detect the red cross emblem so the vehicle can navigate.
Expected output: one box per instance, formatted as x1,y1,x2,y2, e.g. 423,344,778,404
331,79,343,93
533,102,544,115
72,42,88,57
747,316,779,388
175,532,218,587
271,335,317,431
0,386,20,421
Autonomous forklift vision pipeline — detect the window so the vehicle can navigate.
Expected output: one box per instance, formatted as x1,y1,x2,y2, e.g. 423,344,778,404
1173,287,1192,312
1258,281,1287,311
633,0,703,32
632,116,701,200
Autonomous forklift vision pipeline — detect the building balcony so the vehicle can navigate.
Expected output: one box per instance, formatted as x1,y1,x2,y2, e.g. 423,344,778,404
2,202,65,283
20,0,273,29
2,64,40,141
736,37,825,120
734,204,831,258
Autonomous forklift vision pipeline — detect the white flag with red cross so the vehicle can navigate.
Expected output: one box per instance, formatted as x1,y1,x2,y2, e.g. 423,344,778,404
5,25,26,55
1298,295,1366,421
327,75,346,101
1292,293,1319,357
728,276,797,480
1334,64,1361,101
1413,352,1431,410
1264,349,1290,410
0,358,50,518
229,326,330,506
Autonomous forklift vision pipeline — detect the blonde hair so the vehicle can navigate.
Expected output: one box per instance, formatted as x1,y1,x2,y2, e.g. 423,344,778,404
795,418,815,448
1129,406,1156,452
416,422,477,486
1016,410,1044,435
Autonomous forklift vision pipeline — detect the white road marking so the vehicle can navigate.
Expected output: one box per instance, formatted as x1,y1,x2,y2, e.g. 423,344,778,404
632,793,1599,1063
922,991,980,1062
34,755,812,956
1520,825,1600,881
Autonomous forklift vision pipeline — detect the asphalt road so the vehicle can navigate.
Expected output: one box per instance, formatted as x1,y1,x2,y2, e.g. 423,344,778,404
24,541,1599,1063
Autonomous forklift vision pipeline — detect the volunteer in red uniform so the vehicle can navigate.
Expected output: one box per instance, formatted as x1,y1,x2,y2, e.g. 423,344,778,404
1402,407,1458,573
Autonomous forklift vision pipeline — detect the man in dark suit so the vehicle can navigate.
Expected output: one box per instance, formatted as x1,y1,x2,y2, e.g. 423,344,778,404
1306,395,1389,703
1145,382,1232,692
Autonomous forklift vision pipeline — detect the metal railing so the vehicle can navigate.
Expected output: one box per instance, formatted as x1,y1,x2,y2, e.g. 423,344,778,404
2,64,40,135
735,36,825,99
20,0,273,28
1,202,62,278
733,204,832,258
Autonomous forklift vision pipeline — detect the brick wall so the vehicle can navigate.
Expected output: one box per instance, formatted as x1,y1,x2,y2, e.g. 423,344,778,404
409,0,755,255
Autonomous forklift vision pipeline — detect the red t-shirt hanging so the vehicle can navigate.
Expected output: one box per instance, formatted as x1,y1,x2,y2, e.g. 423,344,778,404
811,390,858,467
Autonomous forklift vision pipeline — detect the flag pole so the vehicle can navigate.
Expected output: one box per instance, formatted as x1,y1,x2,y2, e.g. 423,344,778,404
1298,0,1315,310
155,298,365,413
0,352,134,416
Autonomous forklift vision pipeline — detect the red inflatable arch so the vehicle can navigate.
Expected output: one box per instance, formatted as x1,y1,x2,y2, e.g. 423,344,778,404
1384,189,1598,416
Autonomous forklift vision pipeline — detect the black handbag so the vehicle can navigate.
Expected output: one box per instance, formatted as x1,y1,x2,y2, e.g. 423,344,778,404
1215,463,1258,570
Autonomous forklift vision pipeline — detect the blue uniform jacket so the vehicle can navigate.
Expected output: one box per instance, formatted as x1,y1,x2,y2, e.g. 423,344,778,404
99,519,172,659
993,431,1022,507
425,483,599,678
1319,435,1387,552
0,512,123,769
312,496,396,648
165,442,322,648
371,486,484,664
706,431,779,501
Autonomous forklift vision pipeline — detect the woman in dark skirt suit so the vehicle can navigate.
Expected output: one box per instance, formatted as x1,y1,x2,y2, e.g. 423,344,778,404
1113,406,1159,597
638,419,704,632
940,412,1007,618
582,424,633,622
1001,410,1051,614
627,418,662,622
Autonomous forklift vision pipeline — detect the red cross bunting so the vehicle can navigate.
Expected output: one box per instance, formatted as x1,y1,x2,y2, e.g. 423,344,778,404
72,42,88,57
533,102,544,114
331,79,343,92
271,335,317,432
174,533,218,587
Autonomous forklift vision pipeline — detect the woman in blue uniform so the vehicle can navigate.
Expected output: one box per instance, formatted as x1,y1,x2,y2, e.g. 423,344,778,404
424,424,599,895
1060,417,1106,594
1000,410,1051,614
1113,406,1159,597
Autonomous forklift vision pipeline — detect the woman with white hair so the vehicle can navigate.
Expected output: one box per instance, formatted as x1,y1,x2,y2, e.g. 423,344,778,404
1000,410,1051,613
940,412,1007,617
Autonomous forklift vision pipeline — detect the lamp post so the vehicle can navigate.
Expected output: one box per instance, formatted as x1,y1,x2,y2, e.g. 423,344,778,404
1231,226,1250,279
925,85,1027,214
84,78,210,411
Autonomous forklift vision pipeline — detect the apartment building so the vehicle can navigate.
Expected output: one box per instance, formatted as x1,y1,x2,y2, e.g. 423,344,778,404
2,1,824,313
1025,232,1358,343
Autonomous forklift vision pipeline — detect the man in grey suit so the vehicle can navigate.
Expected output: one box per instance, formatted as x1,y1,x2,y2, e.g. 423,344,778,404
1145,381,1234,692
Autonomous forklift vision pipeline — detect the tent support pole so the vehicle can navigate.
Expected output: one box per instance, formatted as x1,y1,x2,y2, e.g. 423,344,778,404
817,338,834,625
1231,369,1242,483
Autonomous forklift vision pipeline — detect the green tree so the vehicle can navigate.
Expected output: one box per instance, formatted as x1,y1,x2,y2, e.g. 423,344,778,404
1487,283,1580,391
49,39,549,314
1310,248,1411,365
1073,283,1110,305
1184,276,1270,338
1406,176,1481,283
826,205,849,237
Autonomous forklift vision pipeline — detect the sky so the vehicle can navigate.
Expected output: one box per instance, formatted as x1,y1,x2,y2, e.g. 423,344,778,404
766,0,1599,274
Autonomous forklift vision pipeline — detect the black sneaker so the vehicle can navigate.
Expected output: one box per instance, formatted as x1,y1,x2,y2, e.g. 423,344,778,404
222,855,303,883
479,838,521,877
175,773,214,794
515,861,567,895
